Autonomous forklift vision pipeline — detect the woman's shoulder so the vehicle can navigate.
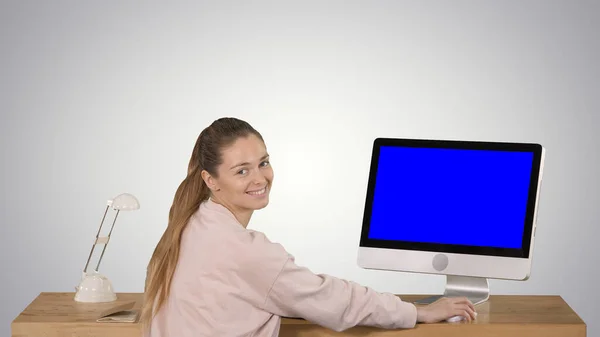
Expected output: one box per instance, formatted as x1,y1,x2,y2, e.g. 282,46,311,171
190,204,292,262
234,229,295,291
241,229,293,262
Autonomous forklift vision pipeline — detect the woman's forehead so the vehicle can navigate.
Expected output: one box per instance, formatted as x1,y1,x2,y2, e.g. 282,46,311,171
220,135,267,166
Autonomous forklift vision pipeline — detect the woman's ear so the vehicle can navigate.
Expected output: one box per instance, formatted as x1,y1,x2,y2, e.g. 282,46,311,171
201,170,220,192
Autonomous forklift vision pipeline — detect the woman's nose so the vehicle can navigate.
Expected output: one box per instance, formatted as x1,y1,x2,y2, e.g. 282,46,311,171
252,170,267,184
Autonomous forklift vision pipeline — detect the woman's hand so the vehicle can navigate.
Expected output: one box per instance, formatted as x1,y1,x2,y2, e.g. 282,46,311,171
416,297,477,323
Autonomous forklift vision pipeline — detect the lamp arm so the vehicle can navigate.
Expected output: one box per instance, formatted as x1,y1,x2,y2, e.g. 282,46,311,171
82,205,110,273
94,210,120,271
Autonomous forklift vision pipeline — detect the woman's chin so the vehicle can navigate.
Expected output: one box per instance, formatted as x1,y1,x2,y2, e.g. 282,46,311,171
245,195,269,210
254,197,269,209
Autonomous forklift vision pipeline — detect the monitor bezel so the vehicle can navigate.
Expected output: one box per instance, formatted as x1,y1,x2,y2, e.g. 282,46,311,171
359,137,544,259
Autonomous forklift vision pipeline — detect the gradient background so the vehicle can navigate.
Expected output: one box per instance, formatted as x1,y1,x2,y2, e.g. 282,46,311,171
1,1,598,336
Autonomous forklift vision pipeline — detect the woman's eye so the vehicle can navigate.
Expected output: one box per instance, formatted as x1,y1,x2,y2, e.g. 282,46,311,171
238,169,248,175
260,161,270,167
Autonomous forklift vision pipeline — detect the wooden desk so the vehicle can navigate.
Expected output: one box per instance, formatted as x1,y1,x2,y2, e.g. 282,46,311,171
12,293,586,337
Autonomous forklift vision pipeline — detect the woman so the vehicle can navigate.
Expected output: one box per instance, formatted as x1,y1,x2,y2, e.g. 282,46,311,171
140,117,476,336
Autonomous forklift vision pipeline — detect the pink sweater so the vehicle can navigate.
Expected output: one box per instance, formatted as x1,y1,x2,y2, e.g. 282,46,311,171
146,199,417,336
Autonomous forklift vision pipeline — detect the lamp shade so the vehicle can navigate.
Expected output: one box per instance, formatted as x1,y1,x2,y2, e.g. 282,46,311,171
108,193,140,211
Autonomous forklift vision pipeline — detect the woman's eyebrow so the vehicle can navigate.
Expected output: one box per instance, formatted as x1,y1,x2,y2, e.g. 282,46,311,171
229,154,269,170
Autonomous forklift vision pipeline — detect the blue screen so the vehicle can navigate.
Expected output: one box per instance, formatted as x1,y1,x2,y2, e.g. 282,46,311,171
367,146,534,249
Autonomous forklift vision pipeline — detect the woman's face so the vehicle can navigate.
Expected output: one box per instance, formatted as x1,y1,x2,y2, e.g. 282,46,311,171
207,134,273,215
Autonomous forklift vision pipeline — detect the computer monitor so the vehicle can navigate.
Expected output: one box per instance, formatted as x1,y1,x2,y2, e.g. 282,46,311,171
357,138,545,305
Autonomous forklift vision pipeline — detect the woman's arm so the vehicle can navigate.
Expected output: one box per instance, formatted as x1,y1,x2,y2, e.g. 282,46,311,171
259,256,417,331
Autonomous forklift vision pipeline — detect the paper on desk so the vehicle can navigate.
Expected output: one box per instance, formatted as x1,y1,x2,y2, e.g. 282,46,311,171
96,310,139,323
96,301,138,323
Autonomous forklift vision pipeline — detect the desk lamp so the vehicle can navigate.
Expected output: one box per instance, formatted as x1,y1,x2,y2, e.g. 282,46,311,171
74,193,140,303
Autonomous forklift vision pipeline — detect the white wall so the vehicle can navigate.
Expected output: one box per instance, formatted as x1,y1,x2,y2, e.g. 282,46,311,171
1,1,598,336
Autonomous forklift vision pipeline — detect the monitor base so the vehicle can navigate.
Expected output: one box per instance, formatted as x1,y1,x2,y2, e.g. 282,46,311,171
414,275,490,305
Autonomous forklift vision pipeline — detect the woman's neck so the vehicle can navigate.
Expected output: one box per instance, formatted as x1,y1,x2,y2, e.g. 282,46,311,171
209,197,252,228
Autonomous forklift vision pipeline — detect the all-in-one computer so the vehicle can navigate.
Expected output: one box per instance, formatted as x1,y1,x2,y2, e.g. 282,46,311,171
357,137,545,306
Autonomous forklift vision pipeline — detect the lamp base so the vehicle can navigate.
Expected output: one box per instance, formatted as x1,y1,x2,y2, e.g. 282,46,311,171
74,271,117,303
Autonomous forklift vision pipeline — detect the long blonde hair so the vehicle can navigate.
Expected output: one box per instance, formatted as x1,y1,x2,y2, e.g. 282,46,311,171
139,117,264,330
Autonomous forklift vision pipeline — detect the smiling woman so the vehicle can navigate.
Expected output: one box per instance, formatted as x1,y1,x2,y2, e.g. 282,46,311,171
140,117,475,337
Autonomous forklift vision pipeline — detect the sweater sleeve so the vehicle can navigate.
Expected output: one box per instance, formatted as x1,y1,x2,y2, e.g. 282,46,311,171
259,255,417,331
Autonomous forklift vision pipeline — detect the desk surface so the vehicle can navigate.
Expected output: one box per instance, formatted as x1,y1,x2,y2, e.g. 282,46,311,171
12,292,586,337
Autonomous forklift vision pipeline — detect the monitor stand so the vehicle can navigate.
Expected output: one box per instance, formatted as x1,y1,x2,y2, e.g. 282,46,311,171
414,275,490,306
